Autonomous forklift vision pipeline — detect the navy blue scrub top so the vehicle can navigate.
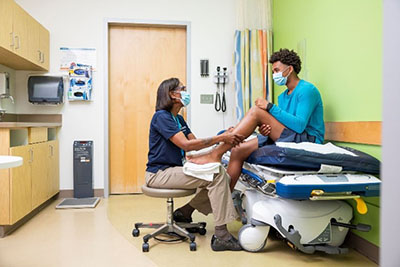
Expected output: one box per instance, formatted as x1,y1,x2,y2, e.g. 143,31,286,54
146,110,192,173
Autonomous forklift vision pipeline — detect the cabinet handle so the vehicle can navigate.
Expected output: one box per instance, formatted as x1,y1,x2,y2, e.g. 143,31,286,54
41,52,45,63
49,145,54,157
10,32,14,48
29,149,33,163
38,50,41,62
14,35,20,49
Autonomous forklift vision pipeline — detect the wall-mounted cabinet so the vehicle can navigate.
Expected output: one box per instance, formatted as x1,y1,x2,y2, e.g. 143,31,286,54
0,0,50,71
0,0,14,51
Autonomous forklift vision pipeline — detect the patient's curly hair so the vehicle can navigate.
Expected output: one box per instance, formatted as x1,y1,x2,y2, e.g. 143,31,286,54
269,49,302,74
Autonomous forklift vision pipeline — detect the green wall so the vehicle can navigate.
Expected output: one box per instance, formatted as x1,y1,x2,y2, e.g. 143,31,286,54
272,0,382,246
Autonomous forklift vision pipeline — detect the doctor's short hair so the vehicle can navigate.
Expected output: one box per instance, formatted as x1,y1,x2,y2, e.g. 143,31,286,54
156,77,181,112
269,48,302,74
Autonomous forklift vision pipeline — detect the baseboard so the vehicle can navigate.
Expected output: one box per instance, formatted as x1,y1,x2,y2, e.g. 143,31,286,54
344,232,379,264
58,189,104,199
0,194,59,238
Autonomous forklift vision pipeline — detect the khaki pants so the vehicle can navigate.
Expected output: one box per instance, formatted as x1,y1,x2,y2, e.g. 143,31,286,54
145,166,237,226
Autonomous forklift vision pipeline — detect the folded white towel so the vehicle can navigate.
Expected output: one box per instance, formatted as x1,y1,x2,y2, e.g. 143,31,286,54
183,162,221,182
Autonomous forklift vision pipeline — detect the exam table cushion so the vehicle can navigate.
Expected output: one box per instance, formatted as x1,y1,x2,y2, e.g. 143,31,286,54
246,143,380,174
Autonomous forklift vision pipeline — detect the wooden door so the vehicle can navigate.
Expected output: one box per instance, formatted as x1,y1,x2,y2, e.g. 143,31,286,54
31,143,48,209
109,25,186,193
0,0,13,50
10,145,32,224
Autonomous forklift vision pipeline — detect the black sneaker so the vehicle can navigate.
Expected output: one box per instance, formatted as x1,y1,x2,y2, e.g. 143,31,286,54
173,209,192,223
211,235,242,251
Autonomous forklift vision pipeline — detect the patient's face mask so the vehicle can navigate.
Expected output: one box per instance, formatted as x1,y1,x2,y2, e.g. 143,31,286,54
273,66,291,86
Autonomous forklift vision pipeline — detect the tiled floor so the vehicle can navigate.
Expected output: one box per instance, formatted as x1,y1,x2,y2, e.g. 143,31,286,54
0,195,377,267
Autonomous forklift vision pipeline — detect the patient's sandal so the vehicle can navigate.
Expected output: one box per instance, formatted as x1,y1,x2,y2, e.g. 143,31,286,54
211,235,242,251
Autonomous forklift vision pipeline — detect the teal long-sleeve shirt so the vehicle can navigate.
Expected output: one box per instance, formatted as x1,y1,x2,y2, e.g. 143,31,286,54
269,80,325,144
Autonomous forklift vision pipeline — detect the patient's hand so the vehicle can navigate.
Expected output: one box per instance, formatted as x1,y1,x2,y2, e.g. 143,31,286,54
255,98,269,110
259,124,271,136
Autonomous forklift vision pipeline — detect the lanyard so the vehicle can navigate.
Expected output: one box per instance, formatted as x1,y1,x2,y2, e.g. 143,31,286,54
171,114,185,163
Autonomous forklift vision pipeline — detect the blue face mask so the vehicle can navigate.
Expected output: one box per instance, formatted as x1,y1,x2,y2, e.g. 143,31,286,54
179,91,191,106
273,66,291,86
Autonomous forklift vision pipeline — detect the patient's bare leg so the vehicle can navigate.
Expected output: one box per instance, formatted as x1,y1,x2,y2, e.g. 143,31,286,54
227,138,258,191
189,106,285,164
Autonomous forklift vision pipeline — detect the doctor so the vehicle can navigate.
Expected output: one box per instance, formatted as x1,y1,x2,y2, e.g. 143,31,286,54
189,49,325,191
145,78,243,251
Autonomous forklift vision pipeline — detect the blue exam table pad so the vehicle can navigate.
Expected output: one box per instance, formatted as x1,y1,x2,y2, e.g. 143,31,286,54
247,142,380,174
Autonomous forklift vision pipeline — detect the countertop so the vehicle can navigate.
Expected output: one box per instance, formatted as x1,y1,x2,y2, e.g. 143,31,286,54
0,122,62,128
0,114,62,128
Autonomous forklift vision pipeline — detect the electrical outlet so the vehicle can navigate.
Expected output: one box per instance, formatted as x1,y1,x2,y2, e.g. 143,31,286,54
200,94,214,104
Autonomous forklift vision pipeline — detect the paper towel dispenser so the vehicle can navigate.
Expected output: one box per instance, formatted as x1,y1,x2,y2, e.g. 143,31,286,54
0,72,10,95
28,75,64,104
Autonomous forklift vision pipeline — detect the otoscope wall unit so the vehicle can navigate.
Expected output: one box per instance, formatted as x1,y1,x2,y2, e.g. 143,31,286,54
214,66,228,112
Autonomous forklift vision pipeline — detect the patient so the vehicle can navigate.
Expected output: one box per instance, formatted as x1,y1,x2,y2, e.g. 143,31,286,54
146,78,244,251
189,49,325,190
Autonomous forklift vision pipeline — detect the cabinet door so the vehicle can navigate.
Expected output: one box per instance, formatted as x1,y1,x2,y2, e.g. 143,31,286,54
39,25,50,70
10,145,32,224
31,143,48,209
27,14,41,65
12,1,28,58
48,140,59,197
0,0,13,50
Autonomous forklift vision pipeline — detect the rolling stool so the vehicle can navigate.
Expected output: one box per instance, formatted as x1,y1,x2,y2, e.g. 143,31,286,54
132,185,207,252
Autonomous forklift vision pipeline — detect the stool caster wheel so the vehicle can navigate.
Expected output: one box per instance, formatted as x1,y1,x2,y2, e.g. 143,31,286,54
190,242,197,251
132,228,140,237
198,227,206,235
142,242,149,252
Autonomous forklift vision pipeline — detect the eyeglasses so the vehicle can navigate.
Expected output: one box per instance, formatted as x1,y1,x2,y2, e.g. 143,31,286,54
174,85,186,92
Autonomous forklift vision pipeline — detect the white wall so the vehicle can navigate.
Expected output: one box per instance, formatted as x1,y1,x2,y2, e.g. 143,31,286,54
381,0,400,266
14,0,238,190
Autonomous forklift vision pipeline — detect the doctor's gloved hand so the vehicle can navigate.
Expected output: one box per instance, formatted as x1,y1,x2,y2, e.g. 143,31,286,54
259,124,271,136
255,98,269,110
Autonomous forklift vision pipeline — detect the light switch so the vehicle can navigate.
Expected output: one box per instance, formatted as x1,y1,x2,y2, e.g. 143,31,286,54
200,94,214,104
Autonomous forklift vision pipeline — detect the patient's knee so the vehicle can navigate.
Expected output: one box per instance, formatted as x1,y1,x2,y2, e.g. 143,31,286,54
248,106,259,116
248,106,265,120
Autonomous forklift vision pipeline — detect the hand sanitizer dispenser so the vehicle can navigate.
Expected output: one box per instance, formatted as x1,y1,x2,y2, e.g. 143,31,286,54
0,72,10,95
